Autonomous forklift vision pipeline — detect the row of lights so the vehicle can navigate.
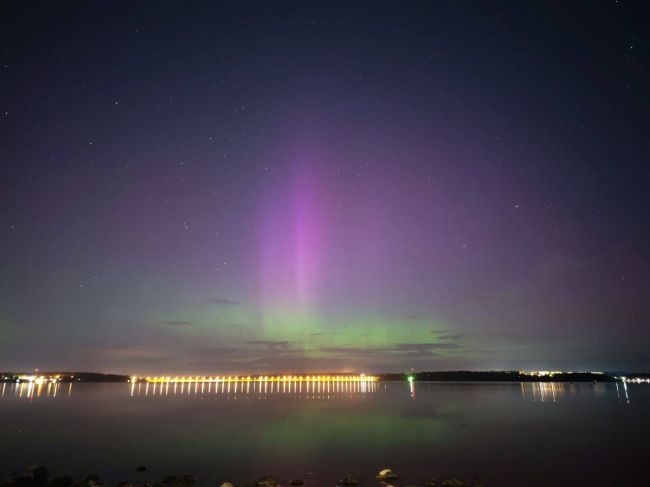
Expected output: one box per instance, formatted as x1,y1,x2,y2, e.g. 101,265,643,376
14,375,62,384
619,377,650,384
133,374,378,383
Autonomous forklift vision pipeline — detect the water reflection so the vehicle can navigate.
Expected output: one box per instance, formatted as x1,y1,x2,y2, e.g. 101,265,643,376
520,382,564,402
0,381,67,400
131,377,378,399
615,381,630,404
1,380,648,487
1,380,643,404
518,381,634,403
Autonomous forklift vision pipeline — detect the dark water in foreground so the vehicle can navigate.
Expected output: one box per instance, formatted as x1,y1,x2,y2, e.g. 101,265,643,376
1,381,649,487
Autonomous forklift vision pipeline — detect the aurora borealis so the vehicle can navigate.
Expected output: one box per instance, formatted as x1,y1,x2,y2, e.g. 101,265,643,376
2,2,649,373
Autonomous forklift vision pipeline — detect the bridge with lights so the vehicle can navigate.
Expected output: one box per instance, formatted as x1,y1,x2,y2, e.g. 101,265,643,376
132,374,378,384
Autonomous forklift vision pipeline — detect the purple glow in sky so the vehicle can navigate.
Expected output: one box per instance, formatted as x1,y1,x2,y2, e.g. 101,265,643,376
1,2,649,373
259,153,326,312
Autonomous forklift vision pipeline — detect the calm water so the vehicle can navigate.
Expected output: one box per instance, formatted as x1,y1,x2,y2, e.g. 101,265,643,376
1,381,649,487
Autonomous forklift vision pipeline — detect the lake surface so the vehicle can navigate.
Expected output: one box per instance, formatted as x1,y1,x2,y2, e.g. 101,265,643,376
1,381,649,487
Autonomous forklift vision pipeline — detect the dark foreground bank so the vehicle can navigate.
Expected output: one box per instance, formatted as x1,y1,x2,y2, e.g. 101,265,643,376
2,466,479,487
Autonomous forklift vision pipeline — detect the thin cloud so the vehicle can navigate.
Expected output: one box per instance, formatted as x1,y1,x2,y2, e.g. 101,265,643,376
164,320,193,327
391,342,460,354
246,340,295,351
207,297,240,306
437,333,464,341
317,342,461,357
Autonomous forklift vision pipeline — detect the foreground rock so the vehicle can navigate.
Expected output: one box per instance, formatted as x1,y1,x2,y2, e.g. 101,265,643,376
27,467,48,485
80,475,101,487
49,478,73,487
160,475,194,487
340,474,359,487
375,470,398,482
441,479,469,487
255,476,280,487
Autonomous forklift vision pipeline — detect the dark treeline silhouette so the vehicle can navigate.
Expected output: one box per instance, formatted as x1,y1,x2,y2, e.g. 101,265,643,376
378,371,616,382
0,372,130,382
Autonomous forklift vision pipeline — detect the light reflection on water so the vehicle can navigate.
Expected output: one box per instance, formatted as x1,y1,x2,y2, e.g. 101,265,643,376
1,381,649,487
516,381,637,404
0,381,72,400
1,379,640,404
0,379,379,401
132,377,377,399
519,382,570,402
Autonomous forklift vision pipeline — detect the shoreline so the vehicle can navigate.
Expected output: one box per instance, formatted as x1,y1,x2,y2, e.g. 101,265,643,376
1,467,480,487
3,370,648,384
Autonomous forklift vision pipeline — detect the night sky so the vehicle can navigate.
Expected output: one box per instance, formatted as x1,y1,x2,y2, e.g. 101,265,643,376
2,1,649,374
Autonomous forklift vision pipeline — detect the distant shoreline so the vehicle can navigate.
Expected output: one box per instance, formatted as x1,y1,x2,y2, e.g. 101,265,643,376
2,370,649,383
